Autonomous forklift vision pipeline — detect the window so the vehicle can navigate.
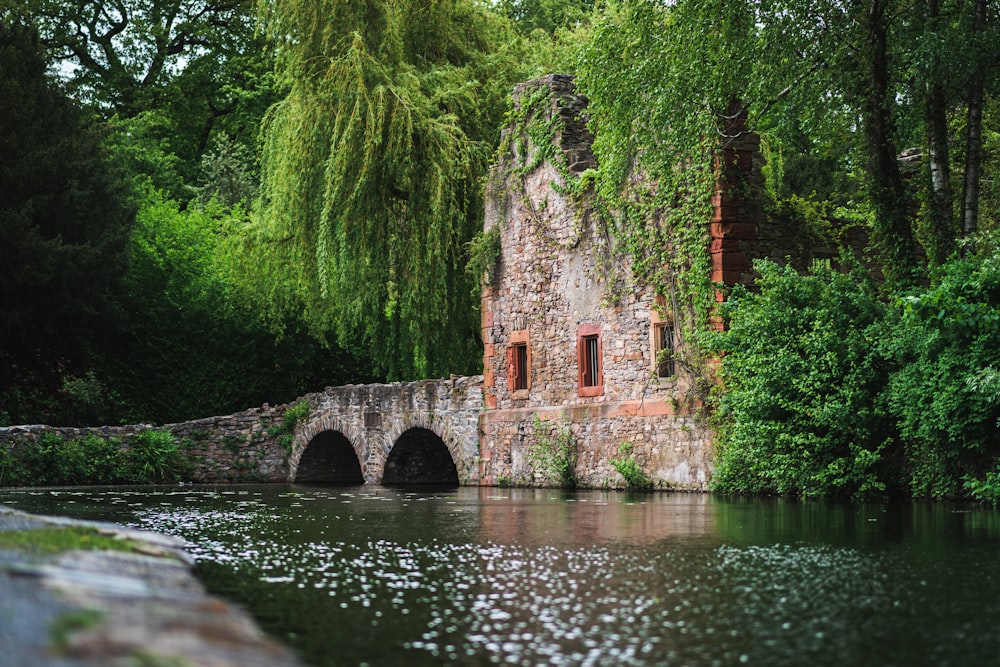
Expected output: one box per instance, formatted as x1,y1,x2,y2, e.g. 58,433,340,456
512,343,528,390
507,330,530,395
581,336,599,386
577,324,603,397
654,323,675,378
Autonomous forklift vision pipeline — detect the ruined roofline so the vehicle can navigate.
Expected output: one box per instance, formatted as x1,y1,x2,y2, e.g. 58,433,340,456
511,74,597,174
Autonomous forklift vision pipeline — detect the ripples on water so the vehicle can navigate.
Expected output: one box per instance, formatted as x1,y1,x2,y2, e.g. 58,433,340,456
2,486,999,667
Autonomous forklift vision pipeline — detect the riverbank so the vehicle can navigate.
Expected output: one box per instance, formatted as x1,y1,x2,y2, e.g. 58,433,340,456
0,504,303,667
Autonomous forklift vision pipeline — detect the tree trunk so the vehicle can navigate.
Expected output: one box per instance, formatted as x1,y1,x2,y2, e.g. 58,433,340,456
925,0,955,265
863,0,918,283
963,0,987,237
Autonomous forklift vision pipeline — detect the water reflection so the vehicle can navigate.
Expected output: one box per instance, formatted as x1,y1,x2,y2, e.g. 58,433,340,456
1,486,998,667
476,488,717,545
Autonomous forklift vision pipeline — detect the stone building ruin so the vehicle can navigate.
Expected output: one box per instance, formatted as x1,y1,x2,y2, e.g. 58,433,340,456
477,75,779,490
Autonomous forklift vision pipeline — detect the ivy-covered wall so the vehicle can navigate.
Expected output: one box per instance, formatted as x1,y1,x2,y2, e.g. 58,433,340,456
478,75,716,490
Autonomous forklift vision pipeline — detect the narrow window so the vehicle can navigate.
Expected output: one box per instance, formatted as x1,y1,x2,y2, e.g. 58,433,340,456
654,323,675,378
577,324,603,397
581,335,599,386
507,330,530,395
512,342,528,390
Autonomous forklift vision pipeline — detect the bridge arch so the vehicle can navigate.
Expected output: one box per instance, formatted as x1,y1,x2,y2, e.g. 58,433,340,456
382,427,459,486
289,415,372,484
293,430,364,485
287,378,483,485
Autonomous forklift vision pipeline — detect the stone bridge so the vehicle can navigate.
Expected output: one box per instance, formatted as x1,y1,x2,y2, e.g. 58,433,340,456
0,376,485,487
289,375,484,486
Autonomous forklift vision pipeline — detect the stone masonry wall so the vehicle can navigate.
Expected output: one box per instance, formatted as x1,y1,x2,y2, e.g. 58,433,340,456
290,376,484,485
0,404,293,484
479,75,713,490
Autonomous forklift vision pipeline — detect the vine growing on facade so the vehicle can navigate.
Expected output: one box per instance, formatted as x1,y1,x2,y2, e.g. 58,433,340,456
578,0,736,388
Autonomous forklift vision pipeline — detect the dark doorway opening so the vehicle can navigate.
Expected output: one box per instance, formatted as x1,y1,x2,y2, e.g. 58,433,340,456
295,431,364,485
382,428,459,486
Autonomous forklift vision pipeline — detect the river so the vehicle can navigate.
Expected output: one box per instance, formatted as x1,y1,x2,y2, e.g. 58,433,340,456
1,485,998,667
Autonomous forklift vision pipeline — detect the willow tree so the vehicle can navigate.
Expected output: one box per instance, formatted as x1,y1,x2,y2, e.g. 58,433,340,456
249,0,517,379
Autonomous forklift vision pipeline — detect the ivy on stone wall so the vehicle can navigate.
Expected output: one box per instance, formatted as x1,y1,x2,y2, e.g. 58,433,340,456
578,2,750,395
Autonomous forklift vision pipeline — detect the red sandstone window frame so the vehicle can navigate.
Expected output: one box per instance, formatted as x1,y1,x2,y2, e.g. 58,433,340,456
507,329,531,397
577,324,603,397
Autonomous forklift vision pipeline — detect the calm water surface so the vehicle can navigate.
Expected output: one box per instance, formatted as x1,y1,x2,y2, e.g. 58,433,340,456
2,485,998,667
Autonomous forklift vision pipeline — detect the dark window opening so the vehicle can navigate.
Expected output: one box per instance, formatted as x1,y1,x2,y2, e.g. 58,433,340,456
513,343,528,391
577,325,603,397
581,335,599,387
655,323,675,377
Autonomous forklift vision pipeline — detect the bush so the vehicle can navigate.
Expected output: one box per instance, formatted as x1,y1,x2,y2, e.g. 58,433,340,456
0,428,189,487
1,433,126,486
711,256,894,498
610,442,653,490
529,417,578,488
883,238,1000,498
126,430,187,483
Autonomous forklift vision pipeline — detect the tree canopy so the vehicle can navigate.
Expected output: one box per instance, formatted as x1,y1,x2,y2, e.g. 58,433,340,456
0,18,134,422
246,0,523,379
579,0,999,288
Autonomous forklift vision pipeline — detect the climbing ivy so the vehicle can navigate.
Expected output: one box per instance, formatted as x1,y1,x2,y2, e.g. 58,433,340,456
578,0,750,389
267,400,310,458
466,222,504,291
481,80,621,297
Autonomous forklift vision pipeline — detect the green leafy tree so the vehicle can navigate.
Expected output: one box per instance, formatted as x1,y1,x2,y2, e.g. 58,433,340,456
26,0,256,114
580,0,998,288
883,235,1000,498
0,18,134,424
497,0,594,35
20,0,279,193
712,257,894,498
96,186,375,424
246,0,521,380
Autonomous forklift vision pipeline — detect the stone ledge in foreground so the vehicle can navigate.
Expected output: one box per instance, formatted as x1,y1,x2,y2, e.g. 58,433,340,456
0,505,304,667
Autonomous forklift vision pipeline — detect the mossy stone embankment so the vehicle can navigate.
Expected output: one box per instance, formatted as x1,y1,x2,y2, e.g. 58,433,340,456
0,505,303,667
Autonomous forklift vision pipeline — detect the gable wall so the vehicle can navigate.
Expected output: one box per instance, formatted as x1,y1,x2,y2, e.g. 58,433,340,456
478,76,714,489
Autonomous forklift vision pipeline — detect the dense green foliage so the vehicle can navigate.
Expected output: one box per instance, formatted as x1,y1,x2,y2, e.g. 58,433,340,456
580,0,999,288
0,20,134,425
94,186,372,424
884,237,1000,498
713,258,892,498
0,5,368,426
713,242,1000,500
0,430,189,486
245,0,522,380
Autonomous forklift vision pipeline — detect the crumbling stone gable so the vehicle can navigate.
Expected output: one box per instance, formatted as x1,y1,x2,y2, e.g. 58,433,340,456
479,75,716,490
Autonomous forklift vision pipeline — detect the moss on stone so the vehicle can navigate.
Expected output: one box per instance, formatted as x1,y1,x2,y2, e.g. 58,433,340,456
0,526,140,557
